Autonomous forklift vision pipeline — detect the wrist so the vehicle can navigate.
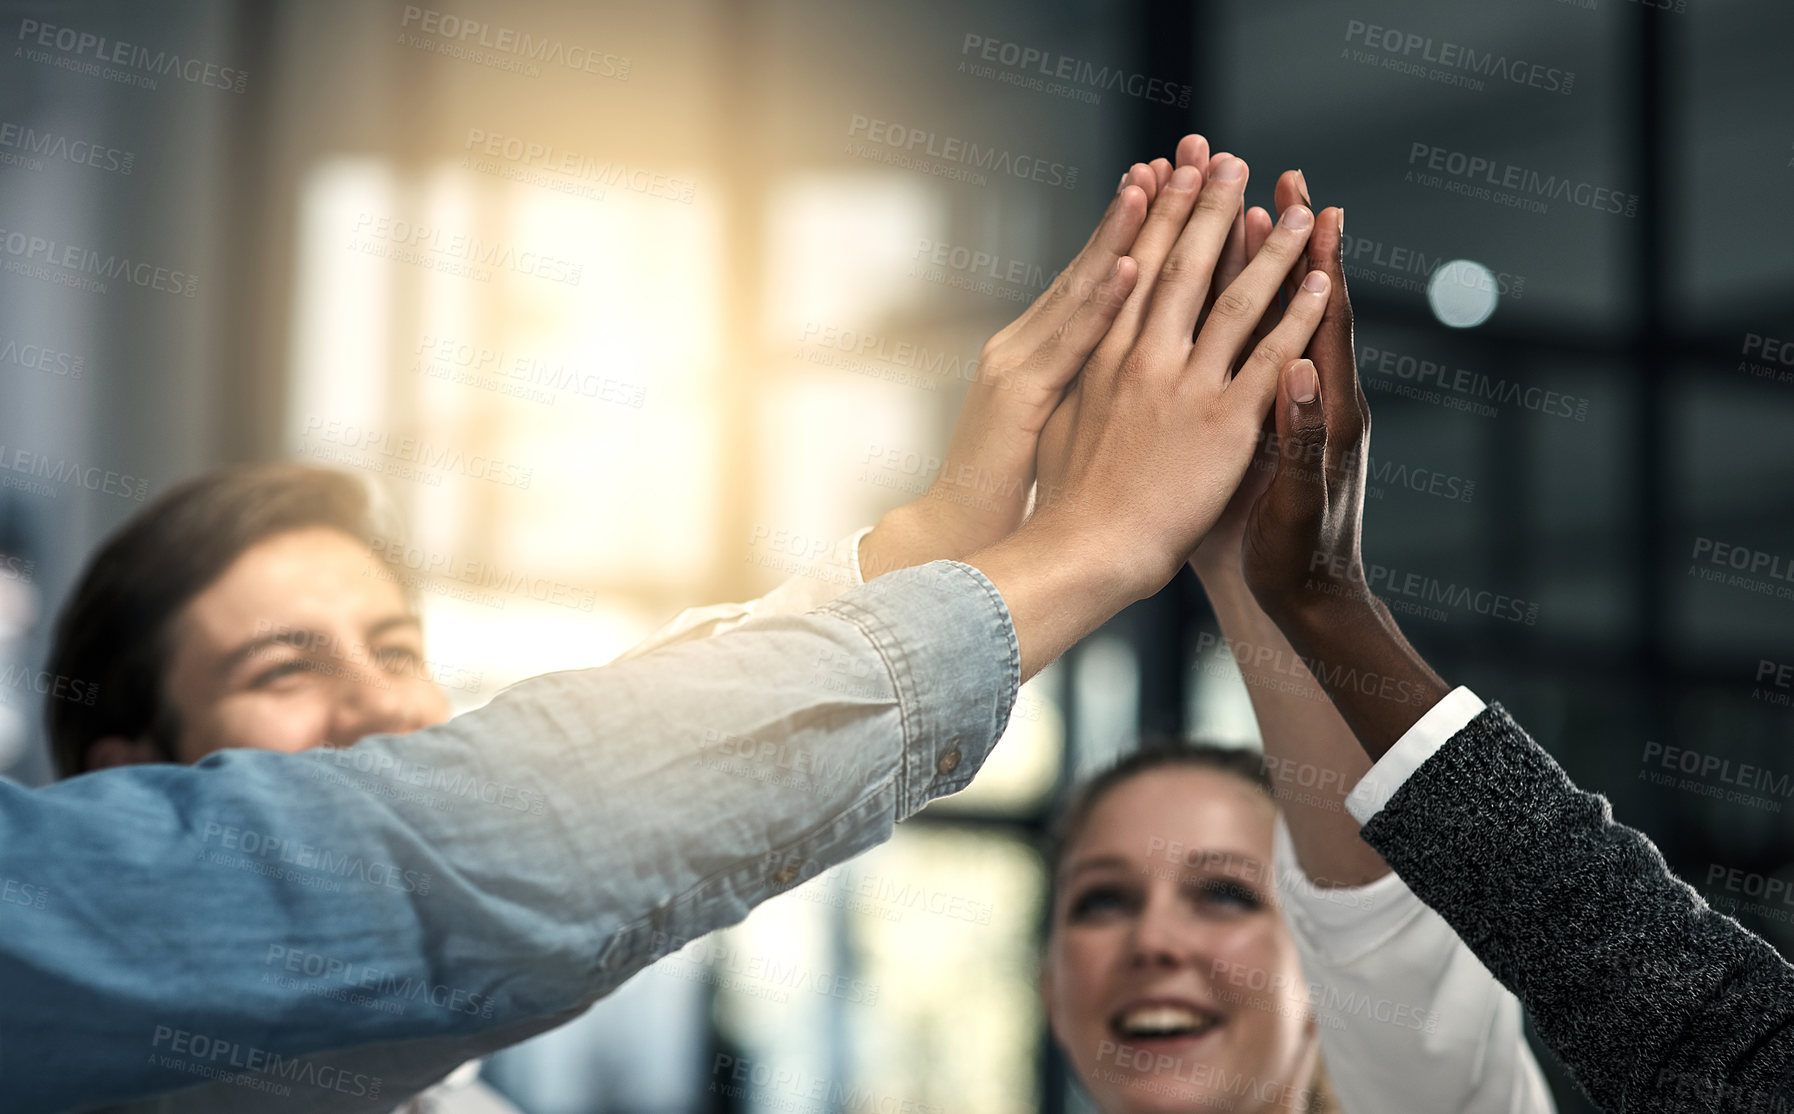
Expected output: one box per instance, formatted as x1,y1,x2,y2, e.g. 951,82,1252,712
1196,564,1286,645
1261,577,1380,658
927,422,1035,523
967,515,1161,680
1264,584,1440,715
859,502,937,580
1024,507,1172,605
911,414,1038,546
1192,556,1249,595
917,471,1025,550
1266,587,1451,762
862,459,1038,583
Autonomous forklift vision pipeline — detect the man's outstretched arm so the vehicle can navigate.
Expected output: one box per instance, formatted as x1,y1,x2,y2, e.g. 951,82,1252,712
1,561,1018,1114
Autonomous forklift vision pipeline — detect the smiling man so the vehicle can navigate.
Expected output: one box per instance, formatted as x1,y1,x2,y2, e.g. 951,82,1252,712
49,465,448,776
45,464,523,1114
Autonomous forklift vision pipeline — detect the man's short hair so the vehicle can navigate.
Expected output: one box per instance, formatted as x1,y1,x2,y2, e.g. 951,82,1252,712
45,463,402,776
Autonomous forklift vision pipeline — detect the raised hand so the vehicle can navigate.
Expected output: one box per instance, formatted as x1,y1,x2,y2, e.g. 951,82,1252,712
974,155,1330,677
1237,197,1361,625
1229,197,1448,759
858,138,1210,578
1191,170,1338,579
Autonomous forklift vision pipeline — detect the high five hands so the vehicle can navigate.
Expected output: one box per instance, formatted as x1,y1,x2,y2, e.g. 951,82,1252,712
1027,147,1335,592
962,139,1348,676
861,133,1315,584
1027,143,1373,651
866,130,1375,683
1130,144,1448,757
857,148,1171,579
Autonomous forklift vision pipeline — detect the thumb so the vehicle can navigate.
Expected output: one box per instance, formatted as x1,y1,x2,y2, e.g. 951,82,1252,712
1265,359,1328,524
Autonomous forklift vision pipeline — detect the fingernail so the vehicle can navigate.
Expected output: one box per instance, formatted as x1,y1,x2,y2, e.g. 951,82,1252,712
1171,164,1199,190
1302,270,1329,294
1117,173,1127,194
1290,361,1319,404
1282,205,1314,231
1213,158,1246,183
1336,207,1345,234
1295,169,1311,207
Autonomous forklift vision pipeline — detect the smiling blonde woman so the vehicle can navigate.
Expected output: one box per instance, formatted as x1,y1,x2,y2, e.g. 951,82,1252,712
1043,744,1335,1114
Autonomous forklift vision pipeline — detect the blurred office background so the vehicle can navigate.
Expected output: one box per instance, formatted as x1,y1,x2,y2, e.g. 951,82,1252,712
3,0,1794,1111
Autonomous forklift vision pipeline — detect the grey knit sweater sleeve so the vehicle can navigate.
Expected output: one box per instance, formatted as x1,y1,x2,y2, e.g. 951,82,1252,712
1358,703,1794,1112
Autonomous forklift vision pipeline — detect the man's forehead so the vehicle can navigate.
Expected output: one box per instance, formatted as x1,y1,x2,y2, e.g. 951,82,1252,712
176,529,409,649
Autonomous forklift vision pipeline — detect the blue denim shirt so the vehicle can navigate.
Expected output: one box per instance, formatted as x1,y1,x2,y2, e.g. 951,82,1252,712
0,560,1018,1113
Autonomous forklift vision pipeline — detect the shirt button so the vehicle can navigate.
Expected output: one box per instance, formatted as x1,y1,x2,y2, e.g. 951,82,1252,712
773,863,800,887
936,747,962,775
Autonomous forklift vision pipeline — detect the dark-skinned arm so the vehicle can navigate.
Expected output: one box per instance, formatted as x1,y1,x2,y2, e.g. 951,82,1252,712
1240,245,1794,1111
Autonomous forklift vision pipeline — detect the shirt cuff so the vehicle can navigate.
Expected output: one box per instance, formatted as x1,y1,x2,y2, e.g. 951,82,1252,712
816,559,1021,813
1345,686,1486,825
847,524,872,585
